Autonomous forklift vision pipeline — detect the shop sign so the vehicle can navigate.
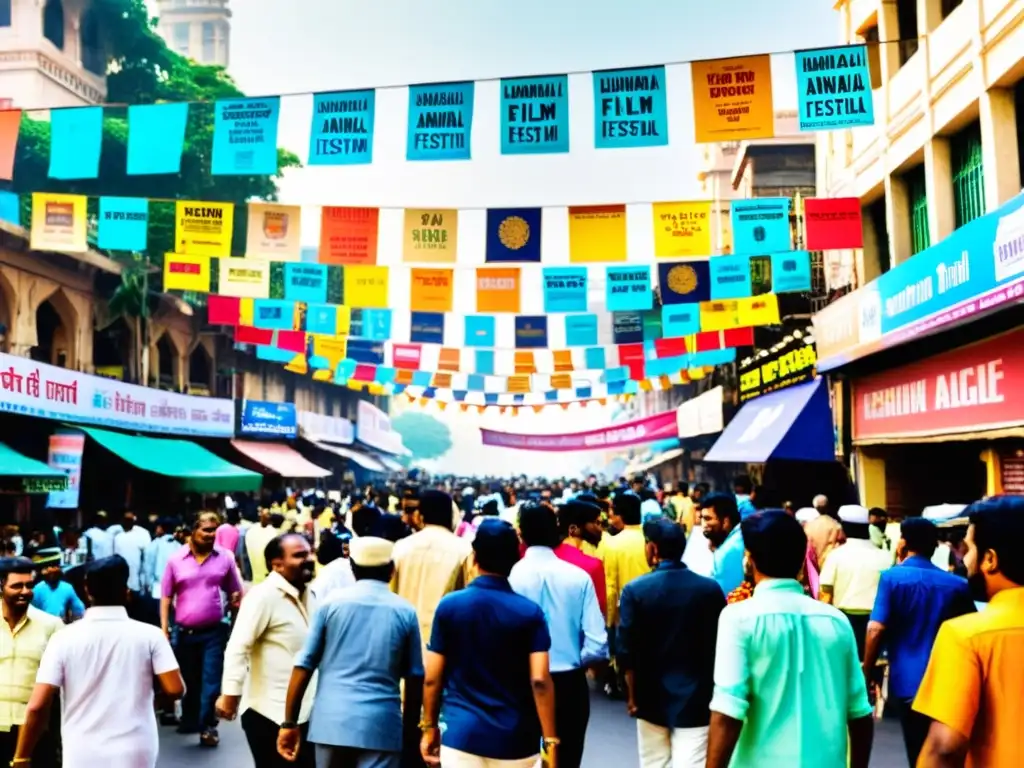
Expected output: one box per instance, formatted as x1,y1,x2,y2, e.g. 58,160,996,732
812,289,860,362
852,327,1024,442
738,337,817,402
0,352,235,437
1000,452,1024,494
357,400,405,454
240,400,298,438
298,410,354,445
676,386,724,438
481,410,679,452
46,428,85,509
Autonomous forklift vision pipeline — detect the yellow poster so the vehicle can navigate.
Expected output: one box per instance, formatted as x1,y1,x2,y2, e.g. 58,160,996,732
313,336,347,368
344,265,389,308
699,300,741,332
217,257,271,298
403,209,459,263
336,305,352,336
568,205,627,263
410,268,454,313
691,54,775,143
163,253,211,292
175,201,235,257
737,293,781,326
30,193,87,252
652,201,712,258
245,202,302,261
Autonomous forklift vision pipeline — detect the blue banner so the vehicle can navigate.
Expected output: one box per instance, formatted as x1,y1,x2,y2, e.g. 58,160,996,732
467,374,486,392
347,339,384,365
410,311,445,344
565,314,598,347
543,267,588,312
772,251,812,293
97,197,149,251
127,103,189,175
359,308,393,341
464,316,495,347
284,263,328,303
658,261,710,305
593,66,669,149
0,191,18,226
584,347,606,370
643,310,663,341
646,355,687,377
308,89,375,165
710,255,752,299
253,299,295,330
49,107,103,180
795,45,874,131
240,400,297,439
514,316,548,349
212,97,281,175
731,198,792,255
500,74,570,155
606,266,653,311
306,303,338,336
612,311,644,344
661,304,701,337
407,81,475,161
256,345,296,363
486,208,542,262
475,350,495,375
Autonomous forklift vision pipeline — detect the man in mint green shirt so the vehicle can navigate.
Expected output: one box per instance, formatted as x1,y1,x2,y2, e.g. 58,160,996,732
706,511,874,768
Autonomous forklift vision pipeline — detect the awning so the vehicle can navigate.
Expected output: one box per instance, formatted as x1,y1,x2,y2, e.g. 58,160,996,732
640,447,685,472
374,453,405,472
705,379,834,463
0,443,68,494
311,441,387,472
231,440,331,479
81,427,262,492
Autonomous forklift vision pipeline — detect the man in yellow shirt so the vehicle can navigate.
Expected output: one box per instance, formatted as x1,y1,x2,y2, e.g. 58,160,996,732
915,497,1024,768
246,508,283,585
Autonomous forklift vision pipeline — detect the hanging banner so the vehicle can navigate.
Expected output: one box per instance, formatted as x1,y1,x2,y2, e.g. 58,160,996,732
568,205,627,263
391,344,422,370
481,409,679,451
543,267,588,313
45,428,85,509
700,300,742,332
163,253,211,292
606,266,653,311
730,198,791,255
485,208,542,262
403,209,459,263
30,193,87,252
252,299,296,331
218,257,271,299
739,334,817,402
805,198,864,250
592,66,669,149
514,316,548,349
308,89,375,165
737,294,781,326
500,74,570,155
407,81,475,161
175,201,235,257
709,255,753,299
410,268,455,312
661,304,701,337
127,103,189,176
476,267,521,313
312,336,348,368
246,202,302,261
0,109,18,182
49,106,103,180
613,311,644,344
306,303,338,336
652,201,713,258
771,250,812,293
795,45,874,131
284,263,328,303
410,312,445,344
343,265,389,308
97,196,149,251
690,54,775,143
212,97,280,175
319,206,379,265
462,316,494,348
658,260,711,305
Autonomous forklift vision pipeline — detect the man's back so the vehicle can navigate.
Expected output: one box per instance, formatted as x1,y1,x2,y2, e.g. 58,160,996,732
819,539,891,612
602,526,650,625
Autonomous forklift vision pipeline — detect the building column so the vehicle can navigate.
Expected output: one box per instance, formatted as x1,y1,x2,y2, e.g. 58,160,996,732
856,448,888,509
980,88,1022,211
885,174,912,267
917,0,945,33
925,137,956,243
877,0,902,86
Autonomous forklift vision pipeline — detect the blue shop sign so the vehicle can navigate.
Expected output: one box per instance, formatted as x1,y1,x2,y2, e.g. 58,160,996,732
240,400,298,438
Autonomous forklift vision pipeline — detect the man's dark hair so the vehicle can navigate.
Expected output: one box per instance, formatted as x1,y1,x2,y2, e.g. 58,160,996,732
734,474,753,495
0,557,35,587
613,492,642,526
643,519,687,561
351,562,394,583
264,533,308,572
842,522,871,541
472,519,520,577
900,517,938,557
702,493,741,527
518,503,560,549
742,512,807,579
560,501,601,538
85,555,130,606
967,496,1024,586
419,490,453,529
694,482,710,496
480,499,500,517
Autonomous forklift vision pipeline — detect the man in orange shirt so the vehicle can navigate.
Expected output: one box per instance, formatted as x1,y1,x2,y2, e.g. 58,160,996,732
914,496,1024,767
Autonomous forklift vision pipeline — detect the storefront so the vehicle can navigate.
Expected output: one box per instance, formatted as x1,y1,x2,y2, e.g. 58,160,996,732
296,409,386,483
355,400,408,478
231,401,331,483
674,385,726,487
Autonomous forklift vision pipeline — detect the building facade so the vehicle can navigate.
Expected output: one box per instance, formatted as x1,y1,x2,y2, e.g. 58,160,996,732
154,0,230,67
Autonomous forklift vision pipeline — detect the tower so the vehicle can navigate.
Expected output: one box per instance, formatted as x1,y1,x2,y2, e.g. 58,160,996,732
154,0,231,68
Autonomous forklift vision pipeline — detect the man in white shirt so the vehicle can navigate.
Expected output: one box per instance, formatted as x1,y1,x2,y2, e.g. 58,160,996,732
218,533,317,768
13,555,184,768
81,512,113,562
111,512,151,618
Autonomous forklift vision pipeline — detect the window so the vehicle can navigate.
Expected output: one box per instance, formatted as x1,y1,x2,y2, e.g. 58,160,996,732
173,23,190,55
43,0,64,50
906,166,930,255
80,11,104,75
867,197,891,274
201,21,216,62
942,0,964,18
951,122,985,229
0,0,11,28
862,25,882,89
896,0,919,66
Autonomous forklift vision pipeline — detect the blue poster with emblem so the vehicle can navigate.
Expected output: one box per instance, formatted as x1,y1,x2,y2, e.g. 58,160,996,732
284,263,328,303
500,74,570,155
709,255,752,299
606,266,653,311
795,45,874,132
464,316,495,347
771,250,812,293
410,312,445,344
514,316,548,349
486,208,542,262
565,314,598,347
661,304,700,337
658,261,711,305
731,198,791,255
212,97,281,175
407,81,475,161
543,267,587,312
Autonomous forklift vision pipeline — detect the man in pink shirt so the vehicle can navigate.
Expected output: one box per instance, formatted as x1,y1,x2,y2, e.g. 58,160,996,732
556,501,608,619
161,512,243,748
214,508,241,560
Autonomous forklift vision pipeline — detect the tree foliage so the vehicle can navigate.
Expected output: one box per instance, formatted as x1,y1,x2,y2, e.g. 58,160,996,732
391,411,454,461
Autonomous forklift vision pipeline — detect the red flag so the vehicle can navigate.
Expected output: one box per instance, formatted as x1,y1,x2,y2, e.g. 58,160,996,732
804,198,863,250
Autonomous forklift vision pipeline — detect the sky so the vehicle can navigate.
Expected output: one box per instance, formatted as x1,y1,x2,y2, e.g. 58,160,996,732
177,0,842,475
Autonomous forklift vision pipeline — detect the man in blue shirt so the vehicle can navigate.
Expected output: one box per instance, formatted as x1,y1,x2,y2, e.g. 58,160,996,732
510,504,607,768
701,493,745,596
863,517,974,766
421,518,557,768
31,562,84,622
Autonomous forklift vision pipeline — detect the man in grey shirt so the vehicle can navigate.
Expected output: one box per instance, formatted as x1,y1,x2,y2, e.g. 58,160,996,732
279,537,423,768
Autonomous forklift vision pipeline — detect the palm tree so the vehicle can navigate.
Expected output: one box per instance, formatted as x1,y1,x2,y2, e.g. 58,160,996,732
106,259,149,385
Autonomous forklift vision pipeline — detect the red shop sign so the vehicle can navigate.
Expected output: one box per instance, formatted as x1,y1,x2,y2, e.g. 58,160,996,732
852,328,1024,442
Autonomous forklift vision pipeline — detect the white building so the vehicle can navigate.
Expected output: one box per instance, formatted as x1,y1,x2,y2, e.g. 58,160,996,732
154,0,230,68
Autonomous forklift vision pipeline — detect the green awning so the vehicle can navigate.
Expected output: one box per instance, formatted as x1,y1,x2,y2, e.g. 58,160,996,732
80,427,262,493
0,443,68,494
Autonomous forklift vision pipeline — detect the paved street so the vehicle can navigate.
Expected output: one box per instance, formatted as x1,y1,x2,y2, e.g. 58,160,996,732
157,692,909,767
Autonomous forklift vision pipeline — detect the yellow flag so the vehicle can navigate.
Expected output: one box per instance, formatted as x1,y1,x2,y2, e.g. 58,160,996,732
737,294,781,326
175,201,235,257
163,253,211,292
30,193,87,252
217,257,271,298
344,266,389,308
568,205,627,262
699,300,742,332
652,201,712,258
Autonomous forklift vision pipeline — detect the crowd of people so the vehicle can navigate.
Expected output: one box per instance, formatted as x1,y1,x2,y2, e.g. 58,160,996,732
0,473,1020,768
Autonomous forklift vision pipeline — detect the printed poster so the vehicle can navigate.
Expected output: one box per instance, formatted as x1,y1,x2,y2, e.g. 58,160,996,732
163,253,211,292
612,312,644,344
652,201,712,258
542,267,588,313
771,251,812,293
218,257,271,298
662,304,701,337
691,54,774,143
737,294,781,326
410,312,445,344
486,208,542,262
320,206,379,265
252,299,296,331
343,265,389,309
127,103,189,176
410,268,454,313
795,45,874,131
212,97,281,175
593,66,669,149
305,303,338,336
658,260,711,305
709,255,753,299
403,209,458,263
49,106,103,180
98,197,149,251
700,301,742,332
407,81,475,161
564,314,598,347
568,205,627,263
30,193,87,252
308,89,375,165
0,109,21,181
500,75,569,155
606,266,653,311
246,203,302,260
514,316,548,349
730,198,791,255
175,201,235,257
804,198,864,250
284,263,328,303
476,267,521,313
45,428,85,509
464,316,496,347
